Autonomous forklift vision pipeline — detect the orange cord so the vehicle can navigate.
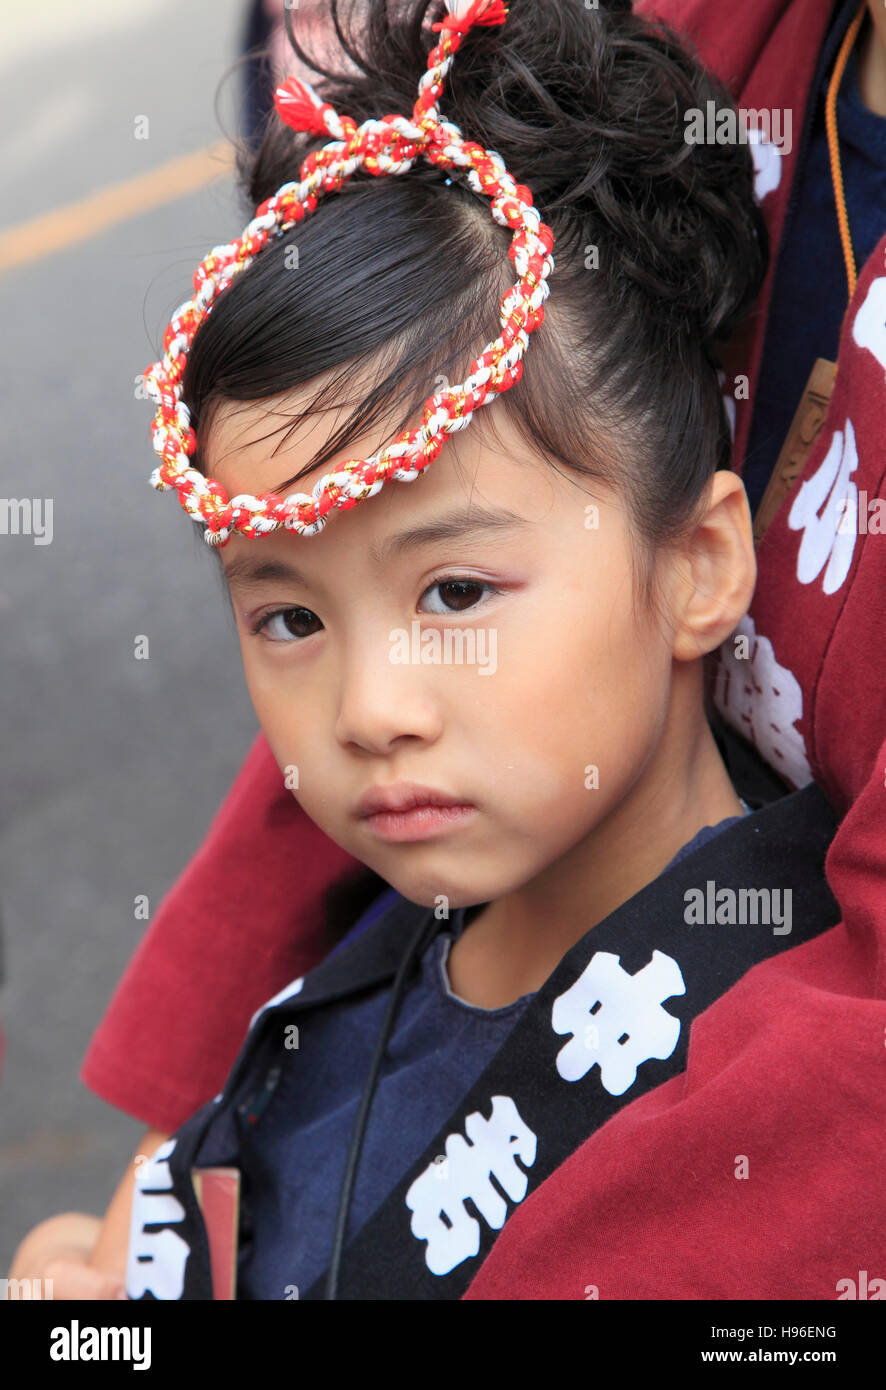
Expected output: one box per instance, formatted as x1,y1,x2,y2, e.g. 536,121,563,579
825,0,868,303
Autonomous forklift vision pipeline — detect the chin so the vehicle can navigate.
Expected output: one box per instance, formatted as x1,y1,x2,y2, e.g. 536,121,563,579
388,884,469,912
387,867,513,913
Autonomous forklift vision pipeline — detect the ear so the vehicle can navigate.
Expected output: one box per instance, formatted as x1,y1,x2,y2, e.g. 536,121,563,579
670,471,756,662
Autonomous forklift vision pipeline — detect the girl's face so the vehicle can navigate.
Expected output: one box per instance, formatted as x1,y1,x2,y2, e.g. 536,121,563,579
205,388,703,911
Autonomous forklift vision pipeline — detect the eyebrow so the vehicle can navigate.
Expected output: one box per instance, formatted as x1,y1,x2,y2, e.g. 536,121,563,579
222,504,529,589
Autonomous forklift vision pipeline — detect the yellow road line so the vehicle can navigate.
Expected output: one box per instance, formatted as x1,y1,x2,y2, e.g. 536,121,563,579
0,141,237,274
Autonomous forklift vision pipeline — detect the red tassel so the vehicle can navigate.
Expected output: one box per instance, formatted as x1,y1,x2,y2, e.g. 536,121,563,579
274,76,330,136
473,0,510,26
432,0,509,37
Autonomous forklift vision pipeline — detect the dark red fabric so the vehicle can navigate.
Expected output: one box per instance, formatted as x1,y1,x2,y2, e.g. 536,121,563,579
81,0,886,1298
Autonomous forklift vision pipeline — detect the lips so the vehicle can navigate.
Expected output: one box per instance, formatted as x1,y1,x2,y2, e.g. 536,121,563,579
355,782,472,818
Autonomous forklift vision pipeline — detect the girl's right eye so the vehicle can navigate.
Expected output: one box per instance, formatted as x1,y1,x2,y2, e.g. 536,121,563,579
252,607,323,642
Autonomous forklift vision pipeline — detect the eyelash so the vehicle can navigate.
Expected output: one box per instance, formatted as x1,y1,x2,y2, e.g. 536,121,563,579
249,575,504,643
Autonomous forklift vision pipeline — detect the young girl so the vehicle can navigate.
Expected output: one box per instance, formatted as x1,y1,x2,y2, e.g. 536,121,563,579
117,0,848,1300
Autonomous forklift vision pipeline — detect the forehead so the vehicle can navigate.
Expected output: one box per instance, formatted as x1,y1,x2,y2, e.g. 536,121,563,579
202,378,556,520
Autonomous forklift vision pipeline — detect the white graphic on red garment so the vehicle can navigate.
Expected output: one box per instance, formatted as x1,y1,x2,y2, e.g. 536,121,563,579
126,1139,190,1300
746,126,782,201
712,613,813,789
552,950,685,1096
405,1096,537,1276
787,417,858,595
852,276,886,375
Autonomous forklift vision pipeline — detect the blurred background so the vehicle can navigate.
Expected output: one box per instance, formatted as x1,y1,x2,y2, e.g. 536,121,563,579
0,0,298,1267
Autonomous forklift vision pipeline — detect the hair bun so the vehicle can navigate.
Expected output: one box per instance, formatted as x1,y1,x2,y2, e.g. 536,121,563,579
258,0,766,348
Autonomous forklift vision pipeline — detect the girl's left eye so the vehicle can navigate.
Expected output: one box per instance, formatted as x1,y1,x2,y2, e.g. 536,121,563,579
419,578,501,615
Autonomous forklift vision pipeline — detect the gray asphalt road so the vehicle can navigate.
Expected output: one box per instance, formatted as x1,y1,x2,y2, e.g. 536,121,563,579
0,0,266,1269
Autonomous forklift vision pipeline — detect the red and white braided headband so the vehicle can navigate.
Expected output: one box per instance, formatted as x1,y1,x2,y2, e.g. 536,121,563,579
144,0,555,546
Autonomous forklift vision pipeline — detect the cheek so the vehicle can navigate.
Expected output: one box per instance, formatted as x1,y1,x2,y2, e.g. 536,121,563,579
482,579,671,827
237,640,314,771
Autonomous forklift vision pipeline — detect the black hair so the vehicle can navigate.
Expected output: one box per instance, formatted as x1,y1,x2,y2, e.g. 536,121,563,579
180,0,768,592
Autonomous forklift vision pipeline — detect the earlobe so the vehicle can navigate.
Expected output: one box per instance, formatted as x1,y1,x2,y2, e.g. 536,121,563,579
671,472,756,662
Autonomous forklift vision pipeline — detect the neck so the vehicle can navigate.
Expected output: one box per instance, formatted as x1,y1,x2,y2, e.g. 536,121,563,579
858,4,886,116
448,662,745,1009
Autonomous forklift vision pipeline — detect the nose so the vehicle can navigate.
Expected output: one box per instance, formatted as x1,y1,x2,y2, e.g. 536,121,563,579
334,627,443,755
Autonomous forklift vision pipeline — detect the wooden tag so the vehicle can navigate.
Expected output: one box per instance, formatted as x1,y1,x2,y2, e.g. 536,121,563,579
752,357,837,543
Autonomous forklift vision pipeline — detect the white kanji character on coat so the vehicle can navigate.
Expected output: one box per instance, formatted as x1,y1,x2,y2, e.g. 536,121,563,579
552,950,685,1096
746,125,782,202
126,1139,190,1300
712,613,813,789
787,417,859,596
852,276,886,376
406,1096,537,1276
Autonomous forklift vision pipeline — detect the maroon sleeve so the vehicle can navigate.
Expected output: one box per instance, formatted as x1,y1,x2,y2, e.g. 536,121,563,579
80,733,380,1133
